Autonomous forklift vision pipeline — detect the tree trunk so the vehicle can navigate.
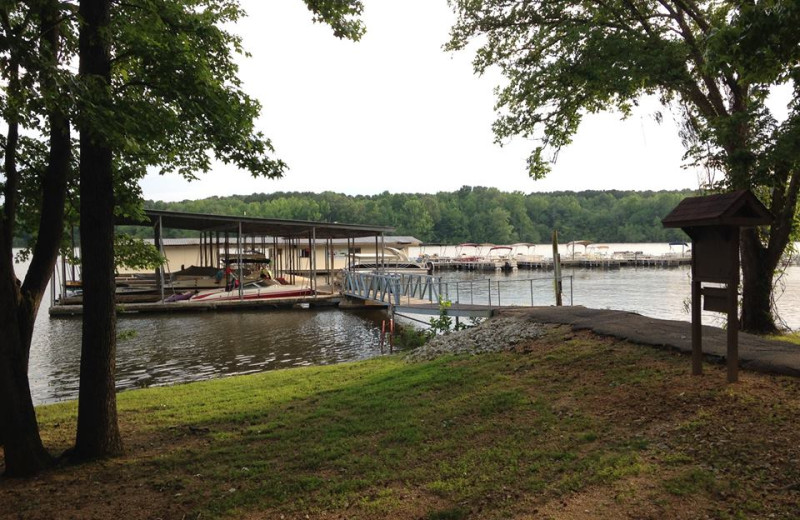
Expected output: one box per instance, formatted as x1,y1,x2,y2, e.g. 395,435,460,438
0,1,71,474
740,228,781,334
0,277,53,476
73,0,123,459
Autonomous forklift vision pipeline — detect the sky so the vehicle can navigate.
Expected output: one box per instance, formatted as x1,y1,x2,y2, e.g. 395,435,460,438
140,0,702,202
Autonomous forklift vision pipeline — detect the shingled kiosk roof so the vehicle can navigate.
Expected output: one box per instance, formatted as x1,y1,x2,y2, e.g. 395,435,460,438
662,190,773,228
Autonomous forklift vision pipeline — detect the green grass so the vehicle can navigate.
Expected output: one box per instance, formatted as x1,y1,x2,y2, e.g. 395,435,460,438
769,331,800,345
15,327,800,519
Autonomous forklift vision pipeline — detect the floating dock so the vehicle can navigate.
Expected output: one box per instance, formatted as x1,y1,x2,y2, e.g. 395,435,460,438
431,256,690,271
49,294,343,316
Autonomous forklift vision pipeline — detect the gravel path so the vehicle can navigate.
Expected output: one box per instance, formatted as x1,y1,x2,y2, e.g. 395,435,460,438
405,315,547,362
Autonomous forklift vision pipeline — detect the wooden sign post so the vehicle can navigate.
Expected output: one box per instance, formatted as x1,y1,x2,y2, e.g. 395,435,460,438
662,190,772,383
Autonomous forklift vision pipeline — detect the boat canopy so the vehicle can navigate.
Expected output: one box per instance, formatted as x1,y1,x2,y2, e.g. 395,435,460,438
566,240,592,247
353,246,412,262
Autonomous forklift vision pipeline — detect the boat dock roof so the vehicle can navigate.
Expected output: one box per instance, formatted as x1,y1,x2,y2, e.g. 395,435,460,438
120,209,395,239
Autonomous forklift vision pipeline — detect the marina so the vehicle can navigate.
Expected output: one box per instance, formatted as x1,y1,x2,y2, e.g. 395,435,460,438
21,259,800,405
423,241,691,271
20,210,800,406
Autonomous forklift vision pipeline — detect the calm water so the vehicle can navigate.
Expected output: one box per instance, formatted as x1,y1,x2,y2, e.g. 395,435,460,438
431,265,800,328
15,244,800,404
28,305,388,405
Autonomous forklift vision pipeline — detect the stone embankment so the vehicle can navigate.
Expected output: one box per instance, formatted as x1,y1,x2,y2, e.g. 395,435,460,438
405,315,547,362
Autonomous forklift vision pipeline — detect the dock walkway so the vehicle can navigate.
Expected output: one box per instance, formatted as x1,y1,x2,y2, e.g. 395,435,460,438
342,271,568,319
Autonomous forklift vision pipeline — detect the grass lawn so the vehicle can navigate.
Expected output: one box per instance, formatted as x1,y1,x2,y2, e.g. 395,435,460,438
3,324,800,519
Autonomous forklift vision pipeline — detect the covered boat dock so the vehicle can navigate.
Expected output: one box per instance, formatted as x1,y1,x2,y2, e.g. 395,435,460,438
50,209,395,313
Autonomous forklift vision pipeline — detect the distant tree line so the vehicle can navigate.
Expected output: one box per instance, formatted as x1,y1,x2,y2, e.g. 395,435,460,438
135,187,695,244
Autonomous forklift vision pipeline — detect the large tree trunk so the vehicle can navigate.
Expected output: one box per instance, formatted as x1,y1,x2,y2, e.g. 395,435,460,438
740,229,780,334
0,0,71,474
73,0,122,459
0,264,53,477
739,166,800,334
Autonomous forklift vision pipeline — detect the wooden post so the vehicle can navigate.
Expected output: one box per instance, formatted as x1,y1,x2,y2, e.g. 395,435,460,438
727,236,740,383
552,230,562,306
691,279,702,375
727,280,739,382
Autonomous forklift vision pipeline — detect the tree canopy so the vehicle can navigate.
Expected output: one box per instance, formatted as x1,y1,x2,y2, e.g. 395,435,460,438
446,0,800,332
0,0,366,476
131,188,695,244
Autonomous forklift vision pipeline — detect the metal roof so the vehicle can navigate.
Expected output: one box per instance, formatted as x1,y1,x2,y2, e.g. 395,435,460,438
147,236,422,247
120,209,395,239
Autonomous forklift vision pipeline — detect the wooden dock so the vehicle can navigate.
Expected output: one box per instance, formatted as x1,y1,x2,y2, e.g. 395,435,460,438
500,257,689,270
49,294,342,316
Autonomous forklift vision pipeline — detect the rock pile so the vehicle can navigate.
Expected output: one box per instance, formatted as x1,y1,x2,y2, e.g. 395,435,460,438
405,315,547,362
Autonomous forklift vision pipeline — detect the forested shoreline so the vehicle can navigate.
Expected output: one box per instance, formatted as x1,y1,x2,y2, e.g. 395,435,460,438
137,187,694,244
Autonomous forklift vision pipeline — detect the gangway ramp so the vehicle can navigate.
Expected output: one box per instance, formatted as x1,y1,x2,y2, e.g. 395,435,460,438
342,271,573,318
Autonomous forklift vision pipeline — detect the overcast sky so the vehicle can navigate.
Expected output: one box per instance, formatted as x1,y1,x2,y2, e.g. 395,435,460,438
140,0,702,202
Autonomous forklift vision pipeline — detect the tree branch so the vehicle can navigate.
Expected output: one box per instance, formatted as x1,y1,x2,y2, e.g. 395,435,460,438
657,0,728,117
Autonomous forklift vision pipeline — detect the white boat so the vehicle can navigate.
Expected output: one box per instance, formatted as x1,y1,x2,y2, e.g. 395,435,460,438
348,246,431,274
511,242,546,263
487,246,518,271
184,279,314,302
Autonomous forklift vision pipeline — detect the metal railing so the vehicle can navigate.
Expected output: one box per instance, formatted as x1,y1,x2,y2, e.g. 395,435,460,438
342,271,574,308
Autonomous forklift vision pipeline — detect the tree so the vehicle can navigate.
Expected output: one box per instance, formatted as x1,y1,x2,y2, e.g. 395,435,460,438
72,0,122,460
0,0,74,477
69,0,366,461
448,0,800,332
1,0,365,474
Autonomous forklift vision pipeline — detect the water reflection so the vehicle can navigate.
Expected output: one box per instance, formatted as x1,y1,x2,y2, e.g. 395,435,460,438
30,308,387,405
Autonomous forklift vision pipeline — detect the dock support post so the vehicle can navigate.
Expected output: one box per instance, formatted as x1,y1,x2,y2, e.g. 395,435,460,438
52,266,57,306
310,228,317,295
237,221,243,300
374,235,380,272
61,249,68,302
156,216,165,302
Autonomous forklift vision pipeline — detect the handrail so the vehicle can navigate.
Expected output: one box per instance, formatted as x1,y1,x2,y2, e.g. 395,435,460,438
342,271,574,307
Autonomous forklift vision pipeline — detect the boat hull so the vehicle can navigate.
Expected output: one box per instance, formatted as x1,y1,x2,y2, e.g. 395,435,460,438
187,285,314,302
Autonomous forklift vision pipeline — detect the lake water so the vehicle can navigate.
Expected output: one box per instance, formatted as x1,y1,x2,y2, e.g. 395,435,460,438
15,244,800,404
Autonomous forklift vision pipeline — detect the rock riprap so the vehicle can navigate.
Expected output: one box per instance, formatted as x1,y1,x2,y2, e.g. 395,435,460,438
405,315,546,362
